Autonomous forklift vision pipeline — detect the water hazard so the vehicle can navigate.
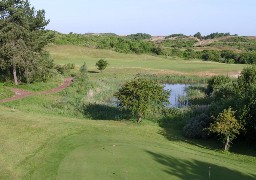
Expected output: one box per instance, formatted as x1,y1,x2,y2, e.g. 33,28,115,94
164,84,190,108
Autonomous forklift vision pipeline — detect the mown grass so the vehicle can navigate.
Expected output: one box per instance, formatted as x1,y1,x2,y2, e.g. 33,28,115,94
47,45,245,76
0,106,255,179
0,45,255,179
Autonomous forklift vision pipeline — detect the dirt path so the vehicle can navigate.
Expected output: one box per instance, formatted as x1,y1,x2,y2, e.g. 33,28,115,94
0,77,73,104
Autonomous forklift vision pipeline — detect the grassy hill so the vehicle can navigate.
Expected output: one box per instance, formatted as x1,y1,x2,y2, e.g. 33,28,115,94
47,45,244,76
0,45,255,179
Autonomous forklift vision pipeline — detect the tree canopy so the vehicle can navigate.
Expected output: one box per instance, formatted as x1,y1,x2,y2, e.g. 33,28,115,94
208,107,242,151
114,79,170,123
95,59,109,72
0,0,54,84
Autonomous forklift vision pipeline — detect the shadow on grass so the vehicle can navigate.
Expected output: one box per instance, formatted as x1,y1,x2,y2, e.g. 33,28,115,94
83,103,132,120
158,110,221,151
146,150,256,180
88,71,99,74
158,110,256,157
230,140,256,157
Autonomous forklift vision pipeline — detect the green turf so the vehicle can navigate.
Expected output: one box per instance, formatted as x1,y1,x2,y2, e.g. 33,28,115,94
47,45,245,76
0,107,255,179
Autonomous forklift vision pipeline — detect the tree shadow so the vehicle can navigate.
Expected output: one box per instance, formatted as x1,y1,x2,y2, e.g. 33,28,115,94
82,103,132,120
158,112,256,157
88,71,99,74
146,150,256,180
230,140,256,157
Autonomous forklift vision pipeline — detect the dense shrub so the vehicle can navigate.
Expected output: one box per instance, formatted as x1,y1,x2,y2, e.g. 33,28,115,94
126,33,152,40
161,38,197,48
206,75,232,96
54,63,75,74
203,32,231,39
183,113,211,139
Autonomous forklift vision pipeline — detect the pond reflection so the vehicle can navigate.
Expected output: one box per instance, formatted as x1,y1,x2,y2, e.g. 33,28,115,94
164,84,190,108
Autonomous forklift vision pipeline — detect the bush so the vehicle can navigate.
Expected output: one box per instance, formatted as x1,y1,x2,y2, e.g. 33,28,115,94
183,113,211,139
96,59,109,72
206,75,232,96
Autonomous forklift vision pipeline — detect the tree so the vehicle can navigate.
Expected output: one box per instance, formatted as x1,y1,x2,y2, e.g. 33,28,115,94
95,59,109,72
194,32,202,40
236,65,256,142
114,79,170,123
0,0,53,85
208,107,242,151
206,75,232,96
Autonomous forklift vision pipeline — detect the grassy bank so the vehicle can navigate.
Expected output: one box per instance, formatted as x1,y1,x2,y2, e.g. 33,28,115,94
0,107,255,179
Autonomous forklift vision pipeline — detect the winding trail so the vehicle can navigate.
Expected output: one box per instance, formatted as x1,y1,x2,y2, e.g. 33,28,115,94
0,77,73,104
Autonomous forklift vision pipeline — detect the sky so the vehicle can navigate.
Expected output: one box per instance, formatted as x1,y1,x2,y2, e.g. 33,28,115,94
29,0,256,36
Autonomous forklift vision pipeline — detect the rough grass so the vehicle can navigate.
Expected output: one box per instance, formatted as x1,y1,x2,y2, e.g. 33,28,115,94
0,106,255,179
0,86,14,99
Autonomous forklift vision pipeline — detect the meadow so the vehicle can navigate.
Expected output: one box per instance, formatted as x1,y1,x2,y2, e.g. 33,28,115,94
0,45,255,179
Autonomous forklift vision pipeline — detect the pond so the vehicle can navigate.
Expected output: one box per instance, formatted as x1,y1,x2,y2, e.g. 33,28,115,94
164,84,191,108
112,84,192,108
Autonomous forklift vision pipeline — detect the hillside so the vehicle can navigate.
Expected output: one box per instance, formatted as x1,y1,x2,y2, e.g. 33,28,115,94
1,44,255,179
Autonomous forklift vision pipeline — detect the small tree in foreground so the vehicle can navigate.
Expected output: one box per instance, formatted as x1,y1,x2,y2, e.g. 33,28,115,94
114,79,170,123
96,59,109,72
208,107,242,151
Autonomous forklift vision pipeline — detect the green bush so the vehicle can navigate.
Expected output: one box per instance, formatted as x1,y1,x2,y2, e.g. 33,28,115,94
183,113,211,139
206,75,232,96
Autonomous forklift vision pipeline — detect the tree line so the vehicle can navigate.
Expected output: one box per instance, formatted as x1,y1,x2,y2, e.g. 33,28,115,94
55,33,256,65
184,65,256,150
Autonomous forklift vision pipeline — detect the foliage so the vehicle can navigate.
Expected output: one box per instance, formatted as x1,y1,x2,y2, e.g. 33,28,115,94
204,66,256,143
54,63,75,75
165,34,186,38
126,33,152,40
114,79,170,122
183,49,198,59
183,113,211,139
161,38,197,48
206,75,232,96
209,36,256,52
236,66,256,141
54,33,155,54
53,32,256,65
237,65,256,90
95,59,109,72
201,50,222,62
208,107,243,151
0,0,54,84
203,32,231,39
194,32,202,40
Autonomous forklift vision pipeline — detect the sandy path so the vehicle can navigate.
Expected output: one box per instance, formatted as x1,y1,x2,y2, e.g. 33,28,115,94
0,77,73,103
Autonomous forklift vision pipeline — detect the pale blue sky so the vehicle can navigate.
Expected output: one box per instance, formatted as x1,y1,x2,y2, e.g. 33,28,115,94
29,0,256,36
